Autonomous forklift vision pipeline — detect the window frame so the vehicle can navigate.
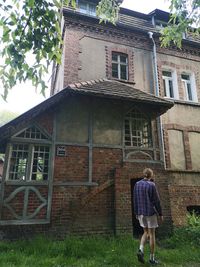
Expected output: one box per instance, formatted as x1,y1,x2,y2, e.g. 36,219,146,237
162,69,179,99
5,125,52,183
112,52,128,81
181,72,198,102
124,108,152,148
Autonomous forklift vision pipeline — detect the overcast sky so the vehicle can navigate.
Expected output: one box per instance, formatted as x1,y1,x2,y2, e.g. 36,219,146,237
0,0,170,114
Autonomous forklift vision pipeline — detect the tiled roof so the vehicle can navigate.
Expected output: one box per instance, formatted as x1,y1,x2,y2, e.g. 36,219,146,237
67,79,173,108
0,79,173,148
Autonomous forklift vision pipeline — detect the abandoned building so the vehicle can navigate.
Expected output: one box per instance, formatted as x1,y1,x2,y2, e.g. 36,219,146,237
0,1,200,239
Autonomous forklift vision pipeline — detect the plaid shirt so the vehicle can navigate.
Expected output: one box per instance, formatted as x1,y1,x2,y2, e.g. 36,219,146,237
134,178,162,216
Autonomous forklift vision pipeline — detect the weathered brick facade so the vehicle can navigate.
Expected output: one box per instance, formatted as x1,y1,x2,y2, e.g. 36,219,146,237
0,5,200,239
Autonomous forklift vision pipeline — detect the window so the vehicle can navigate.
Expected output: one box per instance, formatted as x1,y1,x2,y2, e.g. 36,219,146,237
162,70,179,99
112,52,128,80
181,73,197,102
162,71,174,98
78,0,96,16
124,108,152,148
8,144,50,181
7,126,51,181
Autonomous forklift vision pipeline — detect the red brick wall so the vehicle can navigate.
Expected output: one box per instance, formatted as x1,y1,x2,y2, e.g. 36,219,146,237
168,184,200,226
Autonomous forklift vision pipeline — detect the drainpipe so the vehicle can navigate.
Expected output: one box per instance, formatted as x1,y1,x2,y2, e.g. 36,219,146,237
148,32,166,166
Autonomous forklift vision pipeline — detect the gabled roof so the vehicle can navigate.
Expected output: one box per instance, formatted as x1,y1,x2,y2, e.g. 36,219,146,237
0,79,173,150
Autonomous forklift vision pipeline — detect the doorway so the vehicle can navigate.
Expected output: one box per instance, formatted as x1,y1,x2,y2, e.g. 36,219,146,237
130,178,143,236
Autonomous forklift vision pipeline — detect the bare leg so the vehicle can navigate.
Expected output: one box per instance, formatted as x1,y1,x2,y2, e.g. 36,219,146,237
140,227,148,248
148,228,156,259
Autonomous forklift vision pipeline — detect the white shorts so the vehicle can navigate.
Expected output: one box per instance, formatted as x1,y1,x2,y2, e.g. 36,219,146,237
138,214,158,228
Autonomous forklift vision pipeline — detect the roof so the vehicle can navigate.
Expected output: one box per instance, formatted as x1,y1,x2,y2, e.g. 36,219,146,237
0,79,173,149
63,7,200,45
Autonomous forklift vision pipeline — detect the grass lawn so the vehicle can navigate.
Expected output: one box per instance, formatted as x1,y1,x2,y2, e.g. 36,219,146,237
0,233,199,267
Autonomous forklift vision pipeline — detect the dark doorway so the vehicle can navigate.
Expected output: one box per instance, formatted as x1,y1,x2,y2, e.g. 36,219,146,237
130,178,143,237
187,206,200,216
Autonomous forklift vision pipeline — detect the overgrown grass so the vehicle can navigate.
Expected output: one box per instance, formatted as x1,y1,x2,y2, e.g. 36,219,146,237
0,231,200,267
0,214,200,267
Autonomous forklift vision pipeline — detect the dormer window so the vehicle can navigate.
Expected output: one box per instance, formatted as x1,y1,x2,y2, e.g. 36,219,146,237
112,52,128,80
78,0,96,16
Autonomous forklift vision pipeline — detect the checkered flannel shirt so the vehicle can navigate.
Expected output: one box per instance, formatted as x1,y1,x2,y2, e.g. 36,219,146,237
134,178,162,216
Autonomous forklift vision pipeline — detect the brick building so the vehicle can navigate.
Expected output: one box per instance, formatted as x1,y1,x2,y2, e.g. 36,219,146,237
0,1,200,239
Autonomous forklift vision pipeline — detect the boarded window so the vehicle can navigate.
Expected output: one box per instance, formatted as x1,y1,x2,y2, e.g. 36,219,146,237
168,130,185,170
189,132,200,170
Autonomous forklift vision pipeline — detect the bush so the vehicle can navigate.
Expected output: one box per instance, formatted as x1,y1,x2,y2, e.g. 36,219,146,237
161,212,200,248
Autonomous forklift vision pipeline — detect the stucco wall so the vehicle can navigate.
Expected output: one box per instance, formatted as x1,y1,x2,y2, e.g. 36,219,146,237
189,132,200,170
162,104,200,127
168,130,185,170
79,36,153,93
56,96,123,145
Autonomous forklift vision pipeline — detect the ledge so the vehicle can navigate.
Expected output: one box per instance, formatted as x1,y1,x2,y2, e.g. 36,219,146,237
53,181,98,187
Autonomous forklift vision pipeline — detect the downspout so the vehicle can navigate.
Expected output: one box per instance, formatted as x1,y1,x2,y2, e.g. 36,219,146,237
148,32,166,166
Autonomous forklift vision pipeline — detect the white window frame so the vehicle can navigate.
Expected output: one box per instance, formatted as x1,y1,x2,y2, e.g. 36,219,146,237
181,72,198,102
112,52,128,80
162,69,179,99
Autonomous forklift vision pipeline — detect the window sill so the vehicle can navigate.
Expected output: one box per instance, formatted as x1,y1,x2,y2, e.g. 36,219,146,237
5,181,49,186
53,181,98,187
173,99,200,107
110,78,135,85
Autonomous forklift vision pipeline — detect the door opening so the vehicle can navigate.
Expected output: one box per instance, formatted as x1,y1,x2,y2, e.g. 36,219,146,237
130,178,143,237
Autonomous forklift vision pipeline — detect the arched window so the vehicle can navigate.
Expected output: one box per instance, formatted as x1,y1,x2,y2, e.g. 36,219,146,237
124,108,152,148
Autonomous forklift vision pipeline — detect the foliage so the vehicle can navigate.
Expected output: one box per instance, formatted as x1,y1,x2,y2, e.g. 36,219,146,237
0,0,121,100
160,0,200,48
96,0,122,24
0,109,18,126
0,0,65,100
161,212,200,249
0,0,199,99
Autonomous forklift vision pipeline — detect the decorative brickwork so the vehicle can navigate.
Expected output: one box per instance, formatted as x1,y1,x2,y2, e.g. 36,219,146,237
105,45,134,82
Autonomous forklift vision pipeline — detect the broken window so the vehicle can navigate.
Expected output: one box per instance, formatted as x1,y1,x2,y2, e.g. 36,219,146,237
124,108,152,148
7,126,51,181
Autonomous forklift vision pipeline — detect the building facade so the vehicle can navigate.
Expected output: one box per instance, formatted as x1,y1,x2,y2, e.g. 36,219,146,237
0,1,199,239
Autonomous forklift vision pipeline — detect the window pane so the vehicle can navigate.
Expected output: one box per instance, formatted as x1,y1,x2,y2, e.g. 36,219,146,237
169,80,174,98
163,79,167,96
9,144,29,180
181,74,190,80
112,63,118,78
120,55,127,63
120,65,127,80
187,83,193,101
31,146,49,181
112,53,118,62
162,71,172,77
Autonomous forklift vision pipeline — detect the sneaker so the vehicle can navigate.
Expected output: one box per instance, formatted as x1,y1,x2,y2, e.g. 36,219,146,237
137,249,145,263
149,259,159,265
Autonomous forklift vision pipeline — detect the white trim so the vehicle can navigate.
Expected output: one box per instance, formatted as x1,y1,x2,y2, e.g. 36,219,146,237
181,72,198,103
162,68,179,100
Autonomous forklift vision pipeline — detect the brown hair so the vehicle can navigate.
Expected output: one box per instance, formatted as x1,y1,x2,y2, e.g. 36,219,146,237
143,168,153,178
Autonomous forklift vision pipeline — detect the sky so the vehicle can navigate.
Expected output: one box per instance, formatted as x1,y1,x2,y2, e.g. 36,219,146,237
0,0,170,114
